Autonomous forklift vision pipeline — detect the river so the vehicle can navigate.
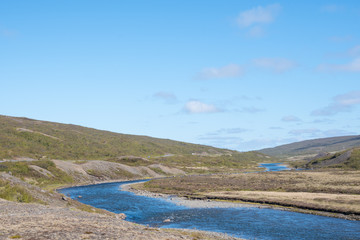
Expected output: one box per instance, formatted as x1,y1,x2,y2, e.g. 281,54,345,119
259,163,290,171
58,164,360,240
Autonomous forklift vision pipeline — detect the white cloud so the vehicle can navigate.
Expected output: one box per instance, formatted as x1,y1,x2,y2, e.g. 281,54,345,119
184,100,221,114
197,128,249,150
335,91,360,106
289,128,355,138
318,45,360,72
238,138,297,151
322,129,356,137
281,115,301,122
241,106,265,113
312,118,334,124
321,4,342,13
337,58,360,71
196,64,244,80
289,128,320,136
209,128,248,135
348,45,360,56
0,28,17,38
248,26,264,37
198,135,240,142
324,45,360,59
269,126,283,130
317,57,360,72
237,4,282,27
153,91,177,104
220,128,248,134
253,58,296,73
329,35,352,43
312,91,360,116
197,135,242,151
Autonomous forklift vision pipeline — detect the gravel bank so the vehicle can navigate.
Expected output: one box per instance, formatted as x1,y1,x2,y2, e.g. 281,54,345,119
121,183,260,209
0,199,240,240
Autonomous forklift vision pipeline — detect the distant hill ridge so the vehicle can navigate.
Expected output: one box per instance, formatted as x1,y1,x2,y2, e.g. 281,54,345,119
259,135,360,157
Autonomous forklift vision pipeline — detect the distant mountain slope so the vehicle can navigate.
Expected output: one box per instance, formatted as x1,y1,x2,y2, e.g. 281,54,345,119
301,148,360,170
0,115,233,160
259,135,360,157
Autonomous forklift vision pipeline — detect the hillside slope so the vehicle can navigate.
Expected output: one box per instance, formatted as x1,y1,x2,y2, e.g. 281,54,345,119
259,135,360,157
0,115,233,160
299,147,360,170
0,115,271,173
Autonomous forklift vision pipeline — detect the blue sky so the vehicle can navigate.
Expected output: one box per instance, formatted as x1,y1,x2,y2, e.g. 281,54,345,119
1,1,360,151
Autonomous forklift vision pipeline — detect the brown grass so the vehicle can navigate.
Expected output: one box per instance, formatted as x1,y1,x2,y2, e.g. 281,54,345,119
204,191,360,214
144,170,360,195
142,170,360,217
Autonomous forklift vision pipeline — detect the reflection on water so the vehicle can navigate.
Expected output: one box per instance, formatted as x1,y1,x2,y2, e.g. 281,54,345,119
59,177,360,240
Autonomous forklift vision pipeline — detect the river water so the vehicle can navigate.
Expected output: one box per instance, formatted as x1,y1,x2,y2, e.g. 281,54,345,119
59,164,360,240
259,163,290,171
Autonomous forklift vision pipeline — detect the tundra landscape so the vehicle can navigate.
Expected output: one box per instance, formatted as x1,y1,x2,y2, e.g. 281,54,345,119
1,1,360,239
1,115,360,239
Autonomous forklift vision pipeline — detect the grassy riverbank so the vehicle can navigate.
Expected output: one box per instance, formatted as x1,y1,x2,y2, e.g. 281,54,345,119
137,170,360,220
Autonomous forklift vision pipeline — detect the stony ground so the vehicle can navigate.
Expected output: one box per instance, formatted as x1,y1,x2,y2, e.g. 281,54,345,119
0,199,240,240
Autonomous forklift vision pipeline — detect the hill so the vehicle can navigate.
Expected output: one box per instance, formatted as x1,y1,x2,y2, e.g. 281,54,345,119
0,115,232,160
0,114,273,228
258,135,360,157
0,115,271,174
298,147,360,170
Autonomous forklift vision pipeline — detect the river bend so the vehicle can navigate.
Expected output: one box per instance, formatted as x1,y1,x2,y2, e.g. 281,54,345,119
59,164,360,240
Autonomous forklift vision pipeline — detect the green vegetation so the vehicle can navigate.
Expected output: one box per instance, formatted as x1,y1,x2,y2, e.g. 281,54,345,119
259,135,360,157
110,156,151,166
0,115,237,160
10,235,22,239
0,115,275,174
348,148,360,169
0,160,73,188
85,167,136,179
296,148,360,170
1,113,359,221
149,167,167,175
85,169,103,178
149,152,272,173
0,179,37,203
